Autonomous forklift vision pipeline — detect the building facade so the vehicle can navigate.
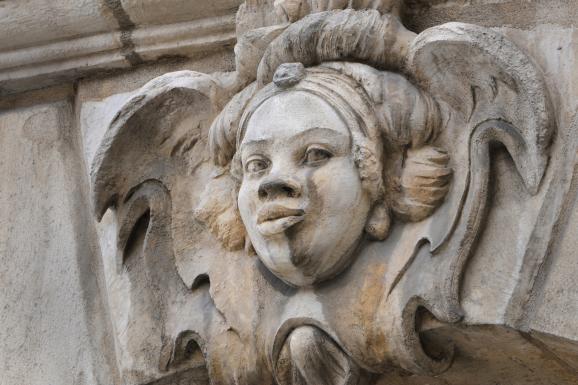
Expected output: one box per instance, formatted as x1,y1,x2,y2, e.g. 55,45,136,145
1,1,577,384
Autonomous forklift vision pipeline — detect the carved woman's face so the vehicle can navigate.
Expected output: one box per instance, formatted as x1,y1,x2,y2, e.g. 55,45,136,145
238,91,372,287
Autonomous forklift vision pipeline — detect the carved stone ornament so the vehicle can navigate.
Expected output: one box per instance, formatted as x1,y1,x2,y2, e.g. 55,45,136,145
91,1,554,384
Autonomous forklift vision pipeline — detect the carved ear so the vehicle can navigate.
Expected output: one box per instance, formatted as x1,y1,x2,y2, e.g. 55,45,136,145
365,202,391,241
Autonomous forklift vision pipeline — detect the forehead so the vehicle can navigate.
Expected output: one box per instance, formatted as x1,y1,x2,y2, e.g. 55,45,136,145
242,91,349,144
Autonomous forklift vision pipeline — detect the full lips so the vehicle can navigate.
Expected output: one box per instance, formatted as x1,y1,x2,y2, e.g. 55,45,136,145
257,205,305,224
256,204,306,236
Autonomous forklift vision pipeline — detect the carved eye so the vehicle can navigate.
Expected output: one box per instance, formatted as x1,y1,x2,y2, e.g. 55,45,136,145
304,146,332,166
246,158,269,174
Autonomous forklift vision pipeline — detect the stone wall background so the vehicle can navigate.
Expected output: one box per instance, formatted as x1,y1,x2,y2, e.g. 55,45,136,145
1,1,577,384
0,93,119,384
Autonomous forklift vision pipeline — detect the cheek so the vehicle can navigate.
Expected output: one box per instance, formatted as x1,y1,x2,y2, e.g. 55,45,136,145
238,182,258,224
309,159,366,212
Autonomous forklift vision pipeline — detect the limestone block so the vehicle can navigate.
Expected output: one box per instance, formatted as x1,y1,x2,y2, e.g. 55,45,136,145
0,0,242,95
120,0,243,25
404,0,578,32
0,0,116,52
0,98,118,385
2,1,578,384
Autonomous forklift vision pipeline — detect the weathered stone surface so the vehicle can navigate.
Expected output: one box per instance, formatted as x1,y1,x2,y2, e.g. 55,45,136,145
0,0,242,95
1,1,578,385
0,97,118,385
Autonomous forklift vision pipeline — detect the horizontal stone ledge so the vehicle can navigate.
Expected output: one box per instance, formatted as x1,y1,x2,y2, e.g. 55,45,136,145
0,0,241,95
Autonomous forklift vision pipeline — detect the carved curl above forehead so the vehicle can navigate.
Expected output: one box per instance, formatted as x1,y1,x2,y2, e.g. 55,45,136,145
273,0,403,23
209,62,442,170
257,9,416,86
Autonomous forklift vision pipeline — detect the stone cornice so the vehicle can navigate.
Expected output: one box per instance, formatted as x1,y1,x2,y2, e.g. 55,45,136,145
0,0,242,95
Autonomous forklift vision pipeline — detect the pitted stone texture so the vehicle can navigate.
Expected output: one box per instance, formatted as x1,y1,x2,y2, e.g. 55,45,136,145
2,1,578,385
0,100,118,385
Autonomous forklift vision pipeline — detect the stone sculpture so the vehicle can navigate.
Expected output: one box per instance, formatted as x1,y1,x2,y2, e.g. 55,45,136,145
90,1,554,384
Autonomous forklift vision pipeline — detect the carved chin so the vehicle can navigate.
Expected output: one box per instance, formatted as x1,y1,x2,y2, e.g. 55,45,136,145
253,229,361,287
251,237,318,287
257,243,318,287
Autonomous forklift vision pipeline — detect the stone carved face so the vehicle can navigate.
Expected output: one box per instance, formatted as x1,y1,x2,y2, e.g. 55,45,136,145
237,91,372,287
198,63,454,289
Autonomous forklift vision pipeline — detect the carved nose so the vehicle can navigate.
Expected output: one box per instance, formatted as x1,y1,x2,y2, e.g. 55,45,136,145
258,177,301,200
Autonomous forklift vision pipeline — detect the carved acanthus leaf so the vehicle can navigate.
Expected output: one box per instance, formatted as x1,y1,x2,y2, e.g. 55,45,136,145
91,71,227,219
90,69,247,383
408,22,553,194
383,22,555,376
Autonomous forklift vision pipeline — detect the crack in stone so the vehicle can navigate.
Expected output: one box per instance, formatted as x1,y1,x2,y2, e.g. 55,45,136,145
102,0,145,66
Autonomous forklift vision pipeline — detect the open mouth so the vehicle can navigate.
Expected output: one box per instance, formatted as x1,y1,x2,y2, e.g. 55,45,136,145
257,205,305,236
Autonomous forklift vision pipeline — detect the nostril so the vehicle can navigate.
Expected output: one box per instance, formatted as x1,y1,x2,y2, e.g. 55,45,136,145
259,179,301,200
258,186,268,200
282,185,296,198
